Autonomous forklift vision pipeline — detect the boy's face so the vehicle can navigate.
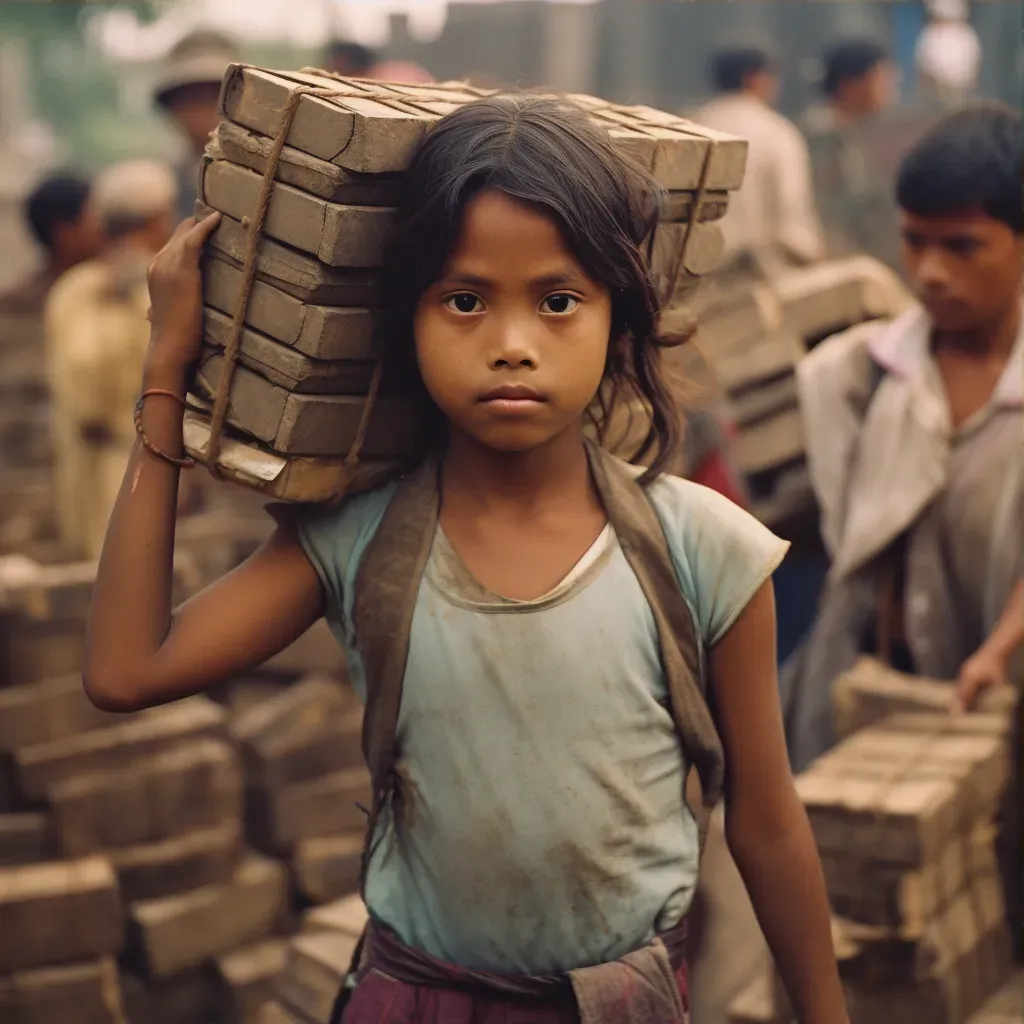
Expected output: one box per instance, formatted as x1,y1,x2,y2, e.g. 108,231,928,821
414,189,612,454
900,207,1023,333
837,61,897,118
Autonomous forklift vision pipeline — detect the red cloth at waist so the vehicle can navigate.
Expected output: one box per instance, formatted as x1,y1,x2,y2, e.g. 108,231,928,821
334,919,690,1024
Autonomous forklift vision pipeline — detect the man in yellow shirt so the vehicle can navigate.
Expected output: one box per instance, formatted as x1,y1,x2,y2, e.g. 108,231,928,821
45,160,177,559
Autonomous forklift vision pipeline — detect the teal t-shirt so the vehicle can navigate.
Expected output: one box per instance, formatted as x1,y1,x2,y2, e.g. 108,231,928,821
297,472,788,974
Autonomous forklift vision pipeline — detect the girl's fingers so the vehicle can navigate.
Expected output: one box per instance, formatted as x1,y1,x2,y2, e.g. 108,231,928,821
170,217,199,242
186,211,222,249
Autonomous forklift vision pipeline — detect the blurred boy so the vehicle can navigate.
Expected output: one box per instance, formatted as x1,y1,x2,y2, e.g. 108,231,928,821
784,102,1023,767
0,173,104,316
803,39,900,268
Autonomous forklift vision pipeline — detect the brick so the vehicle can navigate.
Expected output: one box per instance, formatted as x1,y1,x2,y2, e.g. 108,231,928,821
293,834,362,905
249,766,370,851
0,856,122,972
835,658,1017,740
300,895,367,937
15,697,227,800
120,968,217,1024
49,737,242,856
0,957,124,1024
112,819,242,903
0,812,52,866
192,355,419,458
216,938,289,1024
797,725,1008,868
216,676,291,719
0,556,95,623
4,621,88,689
126,853,288,978
276,931,356,1024
0,673,116,753
258,1002,307,1024
200,158,396,269
822,825,992,935
232,676,361,791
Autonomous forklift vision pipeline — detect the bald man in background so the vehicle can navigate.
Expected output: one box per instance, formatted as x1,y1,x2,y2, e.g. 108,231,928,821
45,160,179,559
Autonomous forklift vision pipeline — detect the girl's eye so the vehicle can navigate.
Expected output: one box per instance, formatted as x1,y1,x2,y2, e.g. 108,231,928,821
541,294,579,315
445,293,484,314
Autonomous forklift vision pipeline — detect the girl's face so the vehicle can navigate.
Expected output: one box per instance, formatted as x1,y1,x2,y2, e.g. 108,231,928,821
414,189,613,454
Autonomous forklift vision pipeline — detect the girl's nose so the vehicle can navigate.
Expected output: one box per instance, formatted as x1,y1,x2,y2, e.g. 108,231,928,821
490,322,538,368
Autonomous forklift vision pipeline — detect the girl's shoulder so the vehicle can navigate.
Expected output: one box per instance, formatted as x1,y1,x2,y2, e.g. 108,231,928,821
644,473,790,647
285,480,400,612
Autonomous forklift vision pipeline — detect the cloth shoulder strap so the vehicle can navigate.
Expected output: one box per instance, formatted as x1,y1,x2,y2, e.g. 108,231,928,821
352,444,724,884
585,443,724,809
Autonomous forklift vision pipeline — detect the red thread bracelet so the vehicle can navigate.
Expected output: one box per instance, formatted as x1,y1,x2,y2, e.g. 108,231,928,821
134,389,195,469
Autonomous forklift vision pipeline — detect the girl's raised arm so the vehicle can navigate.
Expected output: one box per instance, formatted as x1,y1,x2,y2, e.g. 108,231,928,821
84,216,325,712
710,581,849,1024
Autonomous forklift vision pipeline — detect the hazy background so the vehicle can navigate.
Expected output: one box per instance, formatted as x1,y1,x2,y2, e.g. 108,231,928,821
0,0,1021,288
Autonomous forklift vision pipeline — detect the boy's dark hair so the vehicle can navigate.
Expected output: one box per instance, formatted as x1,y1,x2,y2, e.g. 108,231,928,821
896,102,1024,232
822,39,889,97
710,47,775,93
327,40,376,75
25,174,91,252
380,94,684,481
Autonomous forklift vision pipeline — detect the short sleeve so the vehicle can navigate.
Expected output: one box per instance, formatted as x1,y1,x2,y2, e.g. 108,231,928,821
647,476,790,647
286,483,397,652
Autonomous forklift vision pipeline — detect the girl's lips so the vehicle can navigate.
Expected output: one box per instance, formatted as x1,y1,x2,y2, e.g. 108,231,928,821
483,397,546,415
479,384,546,402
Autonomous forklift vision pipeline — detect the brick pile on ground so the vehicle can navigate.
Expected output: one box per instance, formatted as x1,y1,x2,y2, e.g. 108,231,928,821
796,707,1016,1024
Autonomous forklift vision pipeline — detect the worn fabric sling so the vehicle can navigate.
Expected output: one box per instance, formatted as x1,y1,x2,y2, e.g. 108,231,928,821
329,439,725,1023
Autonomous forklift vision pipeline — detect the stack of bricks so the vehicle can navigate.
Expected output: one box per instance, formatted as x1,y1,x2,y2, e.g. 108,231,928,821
0,555,96,690
0,670,298,1023
795,700,1016,1024
231,676,368,911
687,255,911,530
0,548,208,693
182,64,747,502
258,894,368,1024
0,305,56,557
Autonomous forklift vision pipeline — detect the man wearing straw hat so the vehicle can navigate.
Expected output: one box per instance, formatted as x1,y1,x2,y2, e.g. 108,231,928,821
44,160,179,560
154,30,238,224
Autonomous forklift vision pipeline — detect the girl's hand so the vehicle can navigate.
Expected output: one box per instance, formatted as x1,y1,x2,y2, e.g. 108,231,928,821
145,213,222,376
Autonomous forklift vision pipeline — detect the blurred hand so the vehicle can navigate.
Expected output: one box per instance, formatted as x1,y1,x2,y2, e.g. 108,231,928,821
145,213,221,377
952,646,1010,713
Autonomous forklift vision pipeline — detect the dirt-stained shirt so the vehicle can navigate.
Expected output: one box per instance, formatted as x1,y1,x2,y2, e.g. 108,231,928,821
297,474,788,973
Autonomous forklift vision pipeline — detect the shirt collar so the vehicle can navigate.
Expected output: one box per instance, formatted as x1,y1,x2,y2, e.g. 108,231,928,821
867,302,1023,408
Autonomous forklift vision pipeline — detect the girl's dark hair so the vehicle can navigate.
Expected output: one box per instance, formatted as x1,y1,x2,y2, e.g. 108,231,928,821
896,102,1024,233
379,93,685,482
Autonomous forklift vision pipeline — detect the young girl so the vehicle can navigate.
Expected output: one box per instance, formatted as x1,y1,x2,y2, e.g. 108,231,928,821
86,95,847,1024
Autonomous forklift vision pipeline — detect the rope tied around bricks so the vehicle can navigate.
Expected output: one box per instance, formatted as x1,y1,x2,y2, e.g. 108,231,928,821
204,74,394,478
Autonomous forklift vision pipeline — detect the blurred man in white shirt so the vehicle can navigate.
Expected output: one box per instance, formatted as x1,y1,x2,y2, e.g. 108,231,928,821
693,46,825,275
